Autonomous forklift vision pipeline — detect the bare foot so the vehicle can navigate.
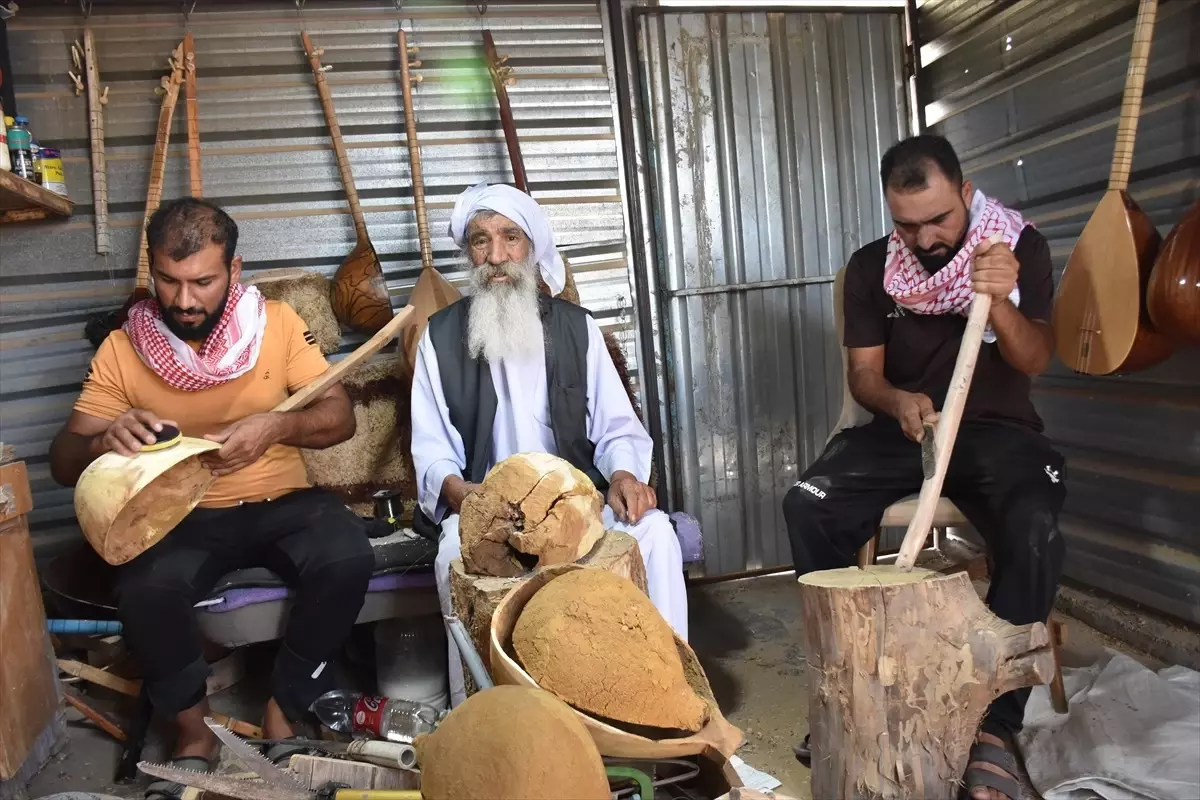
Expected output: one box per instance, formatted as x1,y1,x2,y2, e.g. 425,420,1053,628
173,699,220,762
262,697,296,740
967,731,1017,800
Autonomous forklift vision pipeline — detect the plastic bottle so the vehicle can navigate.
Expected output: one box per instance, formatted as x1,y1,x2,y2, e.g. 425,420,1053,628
311,689,443,743
0,107,10,172
8,116,34,181
374,614,449,713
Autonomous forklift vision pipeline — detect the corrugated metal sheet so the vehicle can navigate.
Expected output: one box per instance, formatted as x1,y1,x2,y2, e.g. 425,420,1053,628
921,0,1200,624
0,0,641,557
633,8,908,577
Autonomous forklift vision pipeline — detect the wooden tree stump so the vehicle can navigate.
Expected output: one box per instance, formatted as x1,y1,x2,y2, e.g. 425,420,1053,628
450,530,647,695
797,566,1055,800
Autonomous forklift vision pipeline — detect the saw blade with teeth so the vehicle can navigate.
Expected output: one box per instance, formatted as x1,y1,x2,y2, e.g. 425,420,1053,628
137,762,312,800
203,716,310,791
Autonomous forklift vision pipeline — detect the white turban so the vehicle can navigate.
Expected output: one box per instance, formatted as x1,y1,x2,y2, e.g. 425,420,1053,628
448,182,566,296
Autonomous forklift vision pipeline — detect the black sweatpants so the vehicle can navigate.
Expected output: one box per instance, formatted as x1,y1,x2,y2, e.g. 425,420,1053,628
115,487,375,722
783,419,1067,734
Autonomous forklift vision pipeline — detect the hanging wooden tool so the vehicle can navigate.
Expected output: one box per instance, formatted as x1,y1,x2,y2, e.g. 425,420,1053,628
397,28,461,377
84,40,185,350
1052,0,1173,375
75,303,416,566
81,30,110,254
183,33,202,197
301,32,393,336
481,30,526,193
1147,199,1200,345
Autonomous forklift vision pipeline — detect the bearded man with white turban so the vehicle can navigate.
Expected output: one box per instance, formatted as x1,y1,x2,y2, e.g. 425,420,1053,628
410,183,688,707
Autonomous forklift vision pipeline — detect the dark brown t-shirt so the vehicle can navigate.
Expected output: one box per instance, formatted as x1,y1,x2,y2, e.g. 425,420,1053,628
842,227,1054,432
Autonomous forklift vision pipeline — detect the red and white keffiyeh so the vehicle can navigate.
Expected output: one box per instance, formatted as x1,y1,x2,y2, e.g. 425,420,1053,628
883,190,1030,322
124,282,267,392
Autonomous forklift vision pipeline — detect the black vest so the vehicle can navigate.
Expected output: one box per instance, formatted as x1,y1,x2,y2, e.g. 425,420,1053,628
425,294,609,493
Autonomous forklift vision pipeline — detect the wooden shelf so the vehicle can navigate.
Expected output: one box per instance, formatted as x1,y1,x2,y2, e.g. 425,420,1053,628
0,169,74,224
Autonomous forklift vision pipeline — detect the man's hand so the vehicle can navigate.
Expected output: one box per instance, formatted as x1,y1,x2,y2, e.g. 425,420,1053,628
443,475,482,514
971,237,1019,304
608,470,657,525
889,391,940,444
200,413,282,477
101,409,178,458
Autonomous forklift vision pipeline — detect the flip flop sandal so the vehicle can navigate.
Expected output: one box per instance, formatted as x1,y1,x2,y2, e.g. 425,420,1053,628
961,738,1022,800
793,733,811,766
144,755,215,800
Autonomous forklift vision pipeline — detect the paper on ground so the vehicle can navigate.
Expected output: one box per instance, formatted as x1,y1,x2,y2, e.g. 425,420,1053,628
730,755,782,792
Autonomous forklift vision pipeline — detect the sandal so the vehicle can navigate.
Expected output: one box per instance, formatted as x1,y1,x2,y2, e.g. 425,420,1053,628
961,724,1022,800
144,755,215,800
793,733,811,766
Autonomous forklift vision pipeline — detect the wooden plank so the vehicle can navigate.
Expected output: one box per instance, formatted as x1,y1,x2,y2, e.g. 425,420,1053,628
56,659,139,697
0,463,32,524
288,753,419,792
0,465,60,780
0,169,73,218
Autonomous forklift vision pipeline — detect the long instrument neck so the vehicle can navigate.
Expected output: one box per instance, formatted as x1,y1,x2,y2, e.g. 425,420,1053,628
184,33,203,198
1109,0,1157,191
136,46,185,290
482,30,528,194
83,29,110,255
302,32,369,242
398,29,434,271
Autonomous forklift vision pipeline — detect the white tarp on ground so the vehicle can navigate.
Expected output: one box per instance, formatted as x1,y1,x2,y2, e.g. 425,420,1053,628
1019,650,1200,800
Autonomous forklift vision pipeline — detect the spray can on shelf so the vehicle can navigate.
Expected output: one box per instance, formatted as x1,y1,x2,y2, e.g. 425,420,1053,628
30,140,43,184
8,116,35,181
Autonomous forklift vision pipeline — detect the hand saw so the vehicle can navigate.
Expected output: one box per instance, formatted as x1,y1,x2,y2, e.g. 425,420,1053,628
136,718,421,800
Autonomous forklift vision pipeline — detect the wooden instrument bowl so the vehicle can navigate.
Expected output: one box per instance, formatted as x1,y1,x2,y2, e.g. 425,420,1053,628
1053,190,1174,374
331,240,392,335
489,565,744,759
74,437,220,566
1148,199,1200,345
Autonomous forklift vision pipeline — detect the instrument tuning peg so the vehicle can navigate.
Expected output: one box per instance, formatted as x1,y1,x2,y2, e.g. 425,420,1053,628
319,64,333,73
412,73,424,84
314,47,325,56
408,59,422,68
504,76,517,87
407,45,419,55
100,86,110,104
497,54,510,65
68,71,84,96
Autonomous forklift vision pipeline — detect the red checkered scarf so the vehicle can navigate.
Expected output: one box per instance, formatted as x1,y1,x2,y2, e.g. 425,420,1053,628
884,190,1030,318
123,283,267,392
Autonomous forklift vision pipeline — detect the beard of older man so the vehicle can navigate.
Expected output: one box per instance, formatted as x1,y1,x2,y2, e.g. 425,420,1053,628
466,254,544,364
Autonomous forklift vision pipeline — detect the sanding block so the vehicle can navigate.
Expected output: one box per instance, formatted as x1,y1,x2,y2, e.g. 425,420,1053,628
139,424,181,453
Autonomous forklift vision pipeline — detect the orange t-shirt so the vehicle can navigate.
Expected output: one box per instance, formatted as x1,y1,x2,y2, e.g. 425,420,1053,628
75,300,330,507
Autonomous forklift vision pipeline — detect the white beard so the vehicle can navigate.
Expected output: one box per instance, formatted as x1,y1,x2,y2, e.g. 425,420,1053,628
466,257,543,364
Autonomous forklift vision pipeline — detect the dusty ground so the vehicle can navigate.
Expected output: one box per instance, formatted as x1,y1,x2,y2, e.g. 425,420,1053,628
21,572,1166,800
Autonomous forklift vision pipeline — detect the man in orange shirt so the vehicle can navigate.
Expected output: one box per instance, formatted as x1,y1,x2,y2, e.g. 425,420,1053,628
49,198,373,795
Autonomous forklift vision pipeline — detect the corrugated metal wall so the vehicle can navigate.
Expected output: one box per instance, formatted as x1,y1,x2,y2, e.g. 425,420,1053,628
0,0,639,557
920,0,1200,624
633,8,909,577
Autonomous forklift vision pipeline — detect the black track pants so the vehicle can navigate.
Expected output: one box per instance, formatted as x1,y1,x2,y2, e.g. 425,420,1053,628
784,419,1067,733
115,487,375,722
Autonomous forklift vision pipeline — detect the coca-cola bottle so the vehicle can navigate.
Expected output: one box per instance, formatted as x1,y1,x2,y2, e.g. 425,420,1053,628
311,689,443,743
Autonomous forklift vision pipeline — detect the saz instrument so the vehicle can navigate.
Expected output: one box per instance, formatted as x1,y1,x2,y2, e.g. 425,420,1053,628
81,30,110,254
75,304,417,566
183,33,202,197
895,235,1001,572
302,32,394,336
1052,0,1173,375
1147,199,1200,345
84,41,185,349
397,28,461,374
482,30,527,193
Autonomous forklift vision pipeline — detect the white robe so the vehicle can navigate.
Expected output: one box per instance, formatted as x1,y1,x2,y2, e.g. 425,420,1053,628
410,315,688,707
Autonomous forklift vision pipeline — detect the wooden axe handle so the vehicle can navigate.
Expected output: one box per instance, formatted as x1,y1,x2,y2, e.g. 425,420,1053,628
273,305,414,413
894,234,1002,571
